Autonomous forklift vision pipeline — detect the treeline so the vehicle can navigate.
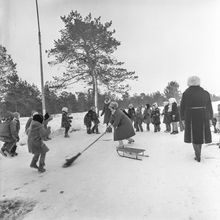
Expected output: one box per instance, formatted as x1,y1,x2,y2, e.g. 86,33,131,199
1,73,220,117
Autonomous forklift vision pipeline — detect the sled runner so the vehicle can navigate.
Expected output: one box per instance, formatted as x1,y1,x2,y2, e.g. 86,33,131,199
116,147,149,160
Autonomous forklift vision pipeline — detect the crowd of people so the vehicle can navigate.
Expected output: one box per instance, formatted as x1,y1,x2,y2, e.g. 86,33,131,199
0,75,219,174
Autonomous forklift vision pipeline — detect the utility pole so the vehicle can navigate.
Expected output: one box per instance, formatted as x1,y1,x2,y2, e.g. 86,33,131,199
35,0,46,115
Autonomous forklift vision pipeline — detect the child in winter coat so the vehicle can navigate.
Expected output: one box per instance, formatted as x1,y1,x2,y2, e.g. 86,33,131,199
61,107,73,138
84,109,93,134
151,103,161,132
143,104,151,131
10,112,20,156
28,114,50,173
168,98,180,134
0,112,19,157
90,106,100,134
134,107,143,132
162,101,171,132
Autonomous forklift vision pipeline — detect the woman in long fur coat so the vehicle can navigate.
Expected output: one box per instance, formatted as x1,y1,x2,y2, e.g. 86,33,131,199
180,76,213,162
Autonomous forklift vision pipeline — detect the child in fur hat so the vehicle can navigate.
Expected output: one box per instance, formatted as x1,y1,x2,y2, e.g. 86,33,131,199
28,114,50,173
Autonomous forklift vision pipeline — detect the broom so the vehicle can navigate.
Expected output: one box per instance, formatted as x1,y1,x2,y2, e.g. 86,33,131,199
62,130,108,167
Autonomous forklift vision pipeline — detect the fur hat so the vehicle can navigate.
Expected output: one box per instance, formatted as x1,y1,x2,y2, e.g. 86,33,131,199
109,101,119,110
33,114,44,124
62,107,68,113
13,112,20,119
169,98,177,104
128,104,133,109
187,76,201,87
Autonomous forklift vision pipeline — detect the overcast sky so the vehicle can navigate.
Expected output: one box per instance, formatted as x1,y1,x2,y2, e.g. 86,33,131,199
1,0,220,96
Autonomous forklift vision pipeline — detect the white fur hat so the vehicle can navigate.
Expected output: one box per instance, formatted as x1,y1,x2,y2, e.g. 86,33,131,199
62,107,68,112
187,75,201,87
169,98,177,104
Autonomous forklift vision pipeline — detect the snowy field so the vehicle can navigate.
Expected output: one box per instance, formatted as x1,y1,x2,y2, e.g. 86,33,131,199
0,101,220,220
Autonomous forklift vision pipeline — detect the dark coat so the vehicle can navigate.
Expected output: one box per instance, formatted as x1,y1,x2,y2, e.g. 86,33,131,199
143,108,152,124
111,109,135,141
151,108,161,125
127,108,136,121
61,112,72,128
170,102,180,122
27,120,49,154
84,110,100,128
180,86,213,144
101,102,112,124
162,105,171,124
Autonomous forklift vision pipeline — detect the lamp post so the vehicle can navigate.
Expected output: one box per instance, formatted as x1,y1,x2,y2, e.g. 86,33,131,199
35,0,46,115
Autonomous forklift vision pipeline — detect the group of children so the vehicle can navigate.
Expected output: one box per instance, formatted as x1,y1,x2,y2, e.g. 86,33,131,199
119,100,181,134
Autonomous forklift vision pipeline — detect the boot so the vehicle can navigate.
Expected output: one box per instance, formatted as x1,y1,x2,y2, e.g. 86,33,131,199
38,166,46,173
64,134,70,137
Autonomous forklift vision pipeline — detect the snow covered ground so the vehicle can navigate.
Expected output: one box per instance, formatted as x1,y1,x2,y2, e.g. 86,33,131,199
1,101,220,220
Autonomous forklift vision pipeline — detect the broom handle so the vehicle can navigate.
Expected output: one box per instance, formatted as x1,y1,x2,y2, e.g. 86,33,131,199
81,130,107,154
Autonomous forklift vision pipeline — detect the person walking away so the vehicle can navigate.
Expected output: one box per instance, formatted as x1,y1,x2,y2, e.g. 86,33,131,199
169,98,180,134
100,97,112,132
180,76,213,162
143,104,151,131
10,112,20,156
0,112,19,157
151,103,161,132
28,114,50,172
162,101,171,132
109,101,135,148
61,107,72,138
135,107,144,132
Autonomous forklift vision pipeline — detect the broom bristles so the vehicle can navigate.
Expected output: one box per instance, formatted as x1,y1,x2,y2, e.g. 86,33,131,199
62,153,81,168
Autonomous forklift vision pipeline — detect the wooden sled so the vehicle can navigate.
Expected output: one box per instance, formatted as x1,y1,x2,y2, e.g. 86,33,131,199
116,147,149,160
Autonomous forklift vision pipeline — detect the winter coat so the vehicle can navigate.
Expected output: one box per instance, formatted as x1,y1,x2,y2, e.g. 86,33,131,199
84,110,93,127
169,102,180,122
27,120,49,154
84,110,100,128
143,108,152,124
101,102,112,124
127,108,136,121
111,109,135,141
0,119,18,142
162,104,171,124
180,86,213,144
135,111,144,124
61,112,72,128
151,108,161,125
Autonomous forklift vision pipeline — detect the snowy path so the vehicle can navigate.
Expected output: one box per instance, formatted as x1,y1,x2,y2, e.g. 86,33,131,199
1,124,220,220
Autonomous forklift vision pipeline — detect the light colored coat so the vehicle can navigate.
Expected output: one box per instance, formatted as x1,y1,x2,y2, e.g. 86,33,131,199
27,120,49,154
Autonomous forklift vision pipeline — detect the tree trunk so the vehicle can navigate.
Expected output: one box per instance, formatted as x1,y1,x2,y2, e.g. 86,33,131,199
94,75,98,115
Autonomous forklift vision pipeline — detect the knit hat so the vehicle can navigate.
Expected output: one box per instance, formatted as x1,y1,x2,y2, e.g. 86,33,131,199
33,114,44,124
